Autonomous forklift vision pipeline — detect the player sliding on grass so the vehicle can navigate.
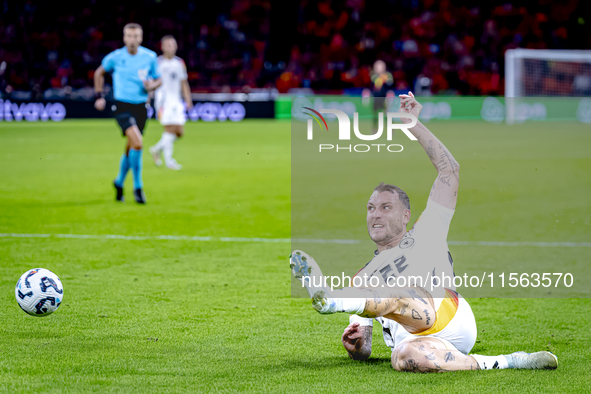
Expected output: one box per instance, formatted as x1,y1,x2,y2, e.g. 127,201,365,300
290,92,558,372
94,23,161,204
149,35,193,171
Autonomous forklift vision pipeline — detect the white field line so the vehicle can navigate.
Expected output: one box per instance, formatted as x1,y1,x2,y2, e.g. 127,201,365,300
0,233,590,247
447,240,591,247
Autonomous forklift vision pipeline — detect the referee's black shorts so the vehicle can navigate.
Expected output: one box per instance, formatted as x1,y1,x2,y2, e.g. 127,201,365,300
113,101,148,136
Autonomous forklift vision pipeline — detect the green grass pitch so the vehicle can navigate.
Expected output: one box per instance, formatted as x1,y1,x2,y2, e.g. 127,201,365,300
0,119,590,393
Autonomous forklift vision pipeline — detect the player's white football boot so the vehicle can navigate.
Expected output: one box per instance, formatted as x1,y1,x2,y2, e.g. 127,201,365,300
509,351,558,369
149,146,163,166
289,250,339,314
166,159,182,171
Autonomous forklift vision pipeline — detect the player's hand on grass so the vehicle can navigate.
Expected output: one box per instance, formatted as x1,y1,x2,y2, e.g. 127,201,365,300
94,98,106,111
342,322,365,354
399,91,422,124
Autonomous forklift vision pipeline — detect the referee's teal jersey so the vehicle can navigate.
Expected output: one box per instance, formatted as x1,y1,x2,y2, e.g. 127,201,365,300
102,46,160,104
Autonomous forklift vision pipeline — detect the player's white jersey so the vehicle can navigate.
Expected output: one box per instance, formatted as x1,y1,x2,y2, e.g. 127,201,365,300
350,199,457,350
154,55,187,110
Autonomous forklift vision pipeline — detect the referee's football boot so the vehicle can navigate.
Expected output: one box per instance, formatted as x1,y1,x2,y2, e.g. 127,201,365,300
134,188,146,204
113,180,124,203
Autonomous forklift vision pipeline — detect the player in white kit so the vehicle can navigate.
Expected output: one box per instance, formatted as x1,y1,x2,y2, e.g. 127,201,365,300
149,35,193,170
290,92,558,372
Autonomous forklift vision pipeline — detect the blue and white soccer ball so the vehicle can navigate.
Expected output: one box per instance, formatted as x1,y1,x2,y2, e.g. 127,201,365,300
15,268,64,317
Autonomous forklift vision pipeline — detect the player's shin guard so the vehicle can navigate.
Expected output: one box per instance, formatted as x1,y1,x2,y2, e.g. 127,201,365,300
128,149,143,190
115,153,130,187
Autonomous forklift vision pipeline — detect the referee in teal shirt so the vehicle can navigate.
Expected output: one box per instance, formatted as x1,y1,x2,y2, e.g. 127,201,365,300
94,23,161,204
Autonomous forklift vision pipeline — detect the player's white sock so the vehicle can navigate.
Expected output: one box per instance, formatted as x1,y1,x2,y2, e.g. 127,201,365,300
162,132,177,164
309,293,365,315
471,354,510,370
153,133,168,151
340,298,366,314
327,288,368,314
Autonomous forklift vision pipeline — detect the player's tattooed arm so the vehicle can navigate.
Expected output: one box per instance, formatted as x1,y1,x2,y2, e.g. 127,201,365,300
408,125,459,187
426,140,460,210
354,326,373,361
342,323,373,361
399,92,460,209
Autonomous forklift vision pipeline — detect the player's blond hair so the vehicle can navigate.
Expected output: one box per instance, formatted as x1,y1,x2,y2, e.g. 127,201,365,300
161,35,176,43
123,23,143,32
373,182,410,210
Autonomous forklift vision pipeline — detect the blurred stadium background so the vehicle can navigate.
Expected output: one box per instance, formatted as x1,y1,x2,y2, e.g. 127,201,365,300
1,0,590,106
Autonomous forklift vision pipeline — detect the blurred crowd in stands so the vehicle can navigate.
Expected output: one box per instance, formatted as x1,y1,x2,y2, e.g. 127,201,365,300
0,0,588,99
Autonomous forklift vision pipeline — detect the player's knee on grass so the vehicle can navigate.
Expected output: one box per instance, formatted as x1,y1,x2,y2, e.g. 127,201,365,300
391,342,433,373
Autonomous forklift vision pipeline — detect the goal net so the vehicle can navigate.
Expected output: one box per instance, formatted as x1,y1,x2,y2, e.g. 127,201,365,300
505,49,591,123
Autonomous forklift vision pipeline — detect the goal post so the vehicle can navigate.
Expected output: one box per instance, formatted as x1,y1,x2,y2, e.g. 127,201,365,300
505,49,591,97
505,49,591,123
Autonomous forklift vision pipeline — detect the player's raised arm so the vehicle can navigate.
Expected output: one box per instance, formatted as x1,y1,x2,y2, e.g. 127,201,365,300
399,92,460,210
342,322,372,361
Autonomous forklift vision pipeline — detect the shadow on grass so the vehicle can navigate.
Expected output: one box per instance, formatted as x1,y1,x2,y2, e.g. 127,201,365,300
271,355,392,371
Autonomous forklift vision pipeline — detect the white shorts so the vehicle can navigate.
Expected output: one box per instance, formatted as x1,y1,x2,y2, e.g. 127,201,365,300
157,101,186,126
398,296,477,355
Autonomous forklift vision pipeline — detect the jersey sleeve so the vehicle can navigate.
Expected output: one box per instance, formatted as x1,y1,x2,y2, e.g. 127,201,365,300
101,51,117,73
411,199,455,241
149,55,161,79
350,314,373,327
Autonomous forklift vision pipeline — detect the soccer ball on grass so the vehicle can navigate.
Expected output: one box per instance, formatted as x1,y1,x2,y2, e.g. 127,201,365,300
15,268,64,317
